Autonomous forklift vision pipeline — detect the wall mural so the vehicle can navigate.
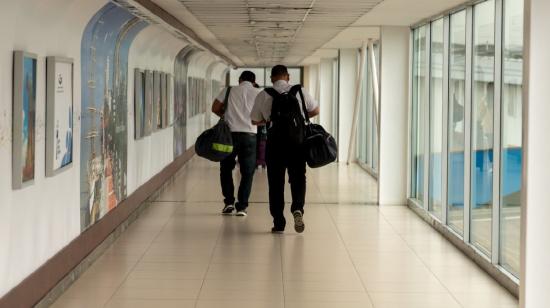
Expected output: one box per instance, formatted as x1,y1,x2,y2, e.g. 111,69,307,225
80,3,148,230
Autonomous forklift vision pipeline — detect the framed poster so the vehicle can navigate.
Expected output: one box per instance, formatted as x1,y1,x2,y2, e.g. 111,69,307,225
46,56,74,177
134,68,145,139
160,72,167,129
144,70,153,136
167,74,174,126
13,51,37,189
153,71,161,130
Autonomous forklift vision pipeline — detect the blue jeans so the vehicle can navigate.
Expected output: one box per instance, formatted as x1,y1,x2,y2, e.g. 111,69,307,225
220,133,257,210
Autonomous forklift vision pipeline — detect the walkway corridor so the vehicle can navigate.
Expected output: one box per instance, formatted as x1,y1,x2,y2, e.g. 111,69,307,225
52,159,518,308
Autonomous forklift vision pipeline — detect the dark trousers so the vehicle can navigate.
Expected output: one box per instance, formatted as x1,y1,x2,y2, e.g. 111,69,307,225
266,142,306,229
220,132,257,210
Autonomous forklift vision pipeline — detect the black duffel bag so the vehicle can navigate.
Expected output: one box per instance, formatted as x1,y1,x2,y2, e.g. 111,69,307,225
303,124,338,168
195,87,233,162
296,89,338,168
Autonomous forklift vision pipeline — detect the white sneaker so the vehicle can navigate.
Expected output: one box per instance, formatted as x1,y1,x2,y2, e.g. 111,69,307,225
235,209,248,217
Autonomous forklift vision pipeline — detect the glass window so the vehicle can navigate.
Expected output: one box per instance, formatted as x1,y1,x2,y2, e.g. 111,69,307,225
429,19,445,219
448,10,467,234
411,26,428,201
372,44,380,172
471,0,495,256
357,50,369,165
500,0,523,277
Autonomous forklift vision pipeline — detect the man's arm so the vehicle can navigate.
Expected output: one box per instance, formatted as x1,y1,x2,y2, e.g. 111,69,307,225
211,99,224,117
308,106,320,118
302,89,320,118
251,92,267,125
252,119,266,125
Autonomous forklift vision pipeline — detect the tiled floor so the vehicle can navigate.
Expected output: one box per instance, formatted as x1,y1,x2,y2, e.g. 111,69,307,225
52,158,518,308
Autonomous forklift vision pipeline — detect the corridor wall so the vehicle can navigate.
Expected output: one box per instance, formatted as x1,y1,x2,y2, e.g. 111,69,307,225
126,25,187,194
0,0,227,300
0,0,108,297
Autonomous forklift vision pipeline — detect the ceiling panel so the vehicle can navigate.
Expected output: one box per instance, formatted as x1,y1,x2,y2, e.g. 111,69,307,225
165,0,384,66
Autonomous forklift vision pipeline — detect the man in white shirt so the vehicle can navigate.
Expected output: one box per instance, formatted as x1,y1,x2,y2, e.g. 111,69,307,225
251,65,320,233
212,71,261,216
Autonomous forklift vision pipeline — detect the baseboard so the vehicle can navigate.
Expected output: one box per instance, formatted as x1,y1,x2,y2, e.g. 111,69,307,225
0,148,195,308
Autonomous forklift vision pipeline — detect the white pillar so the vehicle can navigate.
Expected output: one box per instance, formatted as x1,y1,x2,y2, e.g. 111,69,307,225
521,1,550,307
338,49,358,161
319,58,335,135
378,26,409,205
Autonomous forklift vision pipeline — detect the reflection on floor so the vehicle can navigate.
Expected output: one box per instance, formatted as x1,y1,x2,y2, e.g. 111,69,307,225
52,158,517,308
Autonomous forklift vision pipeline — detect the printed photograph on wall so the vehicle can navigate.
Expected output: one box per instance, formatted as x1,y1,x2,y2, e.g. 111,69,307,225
12,51,37,189
46,56,74,177
144,69,153,136
188,77,193,116
153,70,161,130
80,3,148,230
167,74,174,126
134,68,145,139
160,72,167,129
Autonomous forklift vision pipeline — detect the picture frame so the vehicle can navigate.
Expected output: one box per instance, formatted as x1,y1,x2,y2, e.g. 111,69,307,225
46,56,74,177
134,68,145,139
167,74,174,126
153,71,161,130
13,51,38,189
144,70,153,136
160,72,167,129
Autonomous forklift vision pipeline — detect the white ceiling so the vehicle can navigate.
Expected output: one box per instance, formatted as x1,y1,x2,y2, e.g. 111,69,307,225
148,0,470,67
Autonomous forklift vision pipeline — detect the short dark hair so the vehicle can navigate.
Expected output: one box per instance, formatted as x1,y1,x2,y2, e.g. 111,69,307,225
239,71,256,83
271,65,288,78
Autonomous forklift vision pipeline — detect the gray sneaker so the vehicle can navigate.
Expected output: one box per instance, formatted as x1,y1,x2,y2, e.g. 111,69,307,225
293,211,305,233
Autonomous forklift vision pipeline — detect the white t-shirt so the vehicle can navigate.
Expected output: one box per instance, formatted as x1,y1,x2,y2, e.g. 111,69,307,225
251,80,319,123
216,81,261,134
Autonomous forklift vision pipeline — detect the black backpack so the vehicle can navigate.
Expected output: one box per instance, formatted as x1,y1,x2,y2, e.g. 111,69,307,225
265,85,306,145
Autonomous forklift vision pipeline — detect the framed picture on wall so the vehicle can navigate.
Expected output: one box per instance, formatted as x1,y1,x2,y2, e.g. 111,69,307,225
45,56,74,177
144,70,153,136
153,71,161,130
134,68,145,139
167,74,174,126
187,77,195,117
12,51,37,189
160,72,167,129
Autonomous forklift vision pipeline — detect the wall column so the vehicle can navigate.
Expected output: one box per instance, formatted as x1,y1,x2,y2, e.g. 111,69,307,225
378,26,409,205
521,1,550,307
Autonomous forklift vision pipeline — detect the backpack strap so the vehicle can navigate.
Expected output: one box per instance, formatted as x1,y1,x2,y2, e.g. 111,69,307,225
290,85,310,124
222,87,231,118
264,87,279,98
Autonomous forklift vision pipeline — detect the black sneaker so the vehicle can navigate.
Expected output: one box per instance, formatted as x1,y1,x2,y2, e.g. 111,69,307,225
222,205,235,215
271,227,284,234
293,211,305,233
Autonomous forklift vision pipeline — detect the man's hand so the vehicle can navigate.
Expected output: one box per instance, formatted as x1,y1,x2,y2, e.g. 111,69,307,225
211,100,224,117
308,107,320,118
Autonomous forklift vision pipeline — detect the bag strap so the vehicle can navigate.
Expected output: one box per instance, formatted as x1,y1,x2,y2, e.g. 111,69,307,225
264,87,280,99
290,84,310,124
222,86,231,119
